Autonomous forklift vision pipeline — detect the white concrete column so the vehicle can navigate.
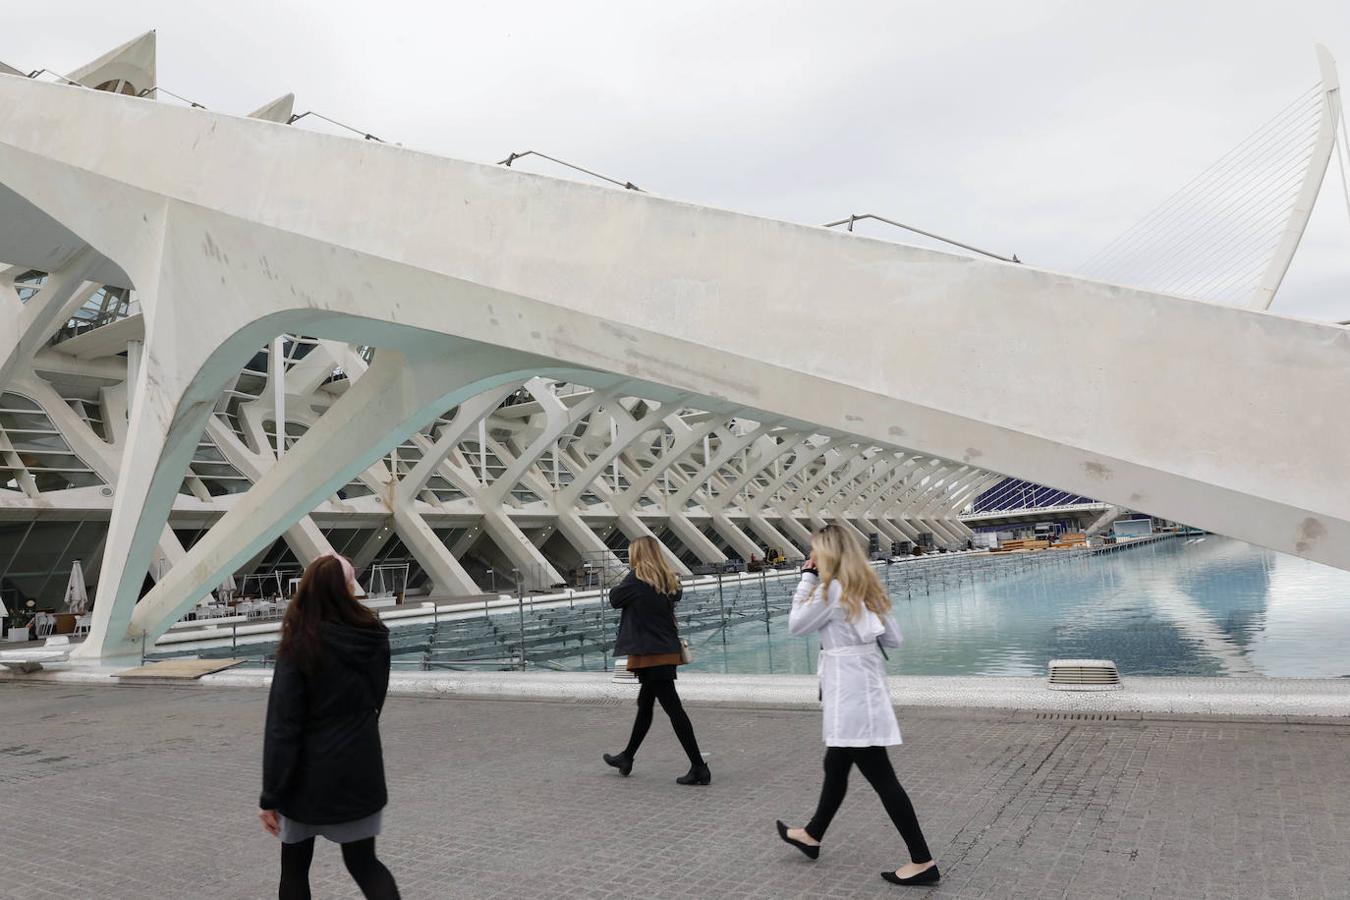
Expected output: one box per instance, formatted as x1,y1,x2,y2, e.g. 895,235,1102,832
105,346,536,654
124,340,143,419
0,249,101,392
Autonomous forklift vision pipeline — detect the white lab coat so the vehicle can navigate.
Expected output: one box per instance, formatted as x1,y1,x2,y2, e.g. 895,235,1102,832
789,573,903,747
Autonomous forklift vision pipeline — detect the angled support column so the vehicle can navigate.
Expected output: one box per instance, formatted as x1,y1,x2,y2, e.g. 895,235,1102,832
475,379,620,586
845,455,915,543
746,437,836,552
927,469,991,545
11,373,206,598
393,384,522,596
795,445,864,533
817,451,899,545
935,474,998,540
893,464,959,543
0,251,102,391
707,509,764,561
558,400,665,510
485,379,616,503
347,520,397,575
79,343,536,658
664,513,726,565
617,413,717,507
547,409,689,575
609,511,693,575
721,433,811,560
555,509,630,578
677,422,769,560
768,500,816,549
204,416,336,567
873,459,945,542
907,466,978,547
744,512,806,560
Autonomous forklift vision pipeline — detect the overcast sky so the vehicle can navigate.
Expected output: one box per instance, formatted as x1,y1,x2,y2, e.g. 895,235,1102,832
7,1,1350,319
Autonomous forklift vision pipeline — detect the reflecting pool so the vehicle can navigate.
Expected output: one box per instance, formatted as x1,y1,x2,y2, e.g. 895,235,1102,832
174,536,1350,677
680,536,1350,677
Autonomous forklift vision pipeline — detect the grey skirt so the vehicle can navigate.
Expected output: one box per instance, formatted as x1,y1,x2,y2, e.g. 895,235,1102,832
280,810,383,844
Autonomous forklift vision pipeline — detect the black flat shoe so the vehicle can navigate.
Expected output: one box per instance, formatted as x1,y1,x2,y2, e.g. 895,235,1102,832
603,752,632,777
881,864,940,886
775,820,820,860
675,763,711,785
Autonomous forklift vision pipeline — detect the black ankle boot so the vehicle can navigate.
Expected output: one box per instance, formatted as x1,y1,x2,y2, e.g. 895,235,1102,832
675,763,711,785
603,752,633,777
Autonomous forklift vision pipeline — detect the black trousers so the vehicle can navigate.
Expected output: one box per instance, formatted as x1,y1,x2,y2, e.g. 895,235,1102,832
279,837,400,900
804,746,933,864
622,677,704,767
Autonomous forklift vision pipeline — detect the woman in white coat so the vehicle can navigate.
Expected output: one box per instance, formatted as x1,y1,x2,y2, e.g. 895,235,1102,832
775,524,939,887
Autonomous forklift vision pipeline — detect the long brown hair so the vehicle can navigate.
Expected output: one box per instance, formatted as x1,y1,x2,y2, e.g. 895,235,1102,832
628,536,680,595
277,555,385,673
812,523,891,622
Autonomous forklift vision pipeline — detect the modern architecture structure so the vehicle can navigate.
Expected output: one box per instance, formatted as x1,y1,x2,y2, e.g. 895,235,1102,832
2,33,1348,661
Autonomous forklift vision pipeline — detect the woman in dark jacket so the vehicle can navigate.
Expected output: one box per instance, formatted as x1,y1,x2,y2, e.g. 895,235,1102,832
602,536,710,785
259,554,401,900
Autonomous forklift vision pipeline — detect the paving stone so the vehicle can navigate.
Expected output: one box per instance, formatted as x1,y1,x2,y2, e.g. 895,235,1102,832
0,683,1347,899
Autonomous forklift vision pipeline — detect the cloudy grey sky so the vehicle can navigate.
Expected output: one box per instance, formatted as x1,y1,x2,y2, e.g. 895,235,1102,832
7,1,1350,318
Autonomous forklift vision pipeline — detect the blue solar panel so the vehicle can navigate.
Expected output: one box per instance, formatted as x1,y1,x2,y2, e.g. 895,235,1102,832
971,478,1097,513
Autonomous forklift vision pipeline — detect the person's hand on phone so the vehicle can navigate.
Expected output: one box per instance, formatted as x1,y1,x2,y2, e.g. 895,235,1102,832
259,809,281,838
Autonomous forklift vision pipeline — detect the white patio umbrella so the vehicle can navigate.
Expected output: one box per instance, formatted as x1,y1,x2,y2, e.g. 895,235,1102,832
64,561,90,615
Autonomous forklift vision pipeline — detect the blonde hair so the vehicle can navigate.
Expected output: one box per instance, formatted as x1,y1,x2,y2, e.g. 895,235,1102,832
628,536,680,595
812,523,891,622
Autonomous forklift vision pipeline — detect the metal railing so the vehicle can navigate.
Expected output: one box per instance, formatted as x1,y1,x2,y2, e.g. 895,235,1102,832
143,535,1184,673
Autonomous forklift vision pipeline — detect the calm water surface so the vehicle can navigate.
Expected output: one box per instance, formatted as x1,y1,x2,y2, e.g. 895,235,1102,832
682,536,1350,678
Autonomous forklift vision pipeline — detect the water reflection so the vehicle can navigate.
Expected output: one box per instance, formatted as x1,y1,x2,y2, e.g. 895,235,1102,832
685,537,1350,678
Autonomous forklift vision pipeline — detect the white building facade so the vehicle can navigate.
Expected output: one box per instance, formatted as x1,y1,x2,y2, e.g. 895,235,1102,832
1,33,1347,661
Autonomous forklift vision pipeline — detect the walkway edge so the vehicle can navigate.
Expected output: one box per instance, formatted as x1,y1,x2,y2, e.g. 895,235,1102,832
4,667,1348,718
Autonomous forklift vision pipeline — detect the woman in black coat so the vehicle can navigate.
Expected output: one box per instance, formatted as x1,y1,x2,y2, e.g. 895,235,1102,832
259,554,401,900
602,536,710,785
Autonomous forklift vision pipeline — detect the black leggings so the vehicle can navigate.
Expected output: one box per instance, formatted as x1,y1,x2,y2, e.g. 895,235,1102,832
623,678,704,766
279,837,400,900
805,746,932,864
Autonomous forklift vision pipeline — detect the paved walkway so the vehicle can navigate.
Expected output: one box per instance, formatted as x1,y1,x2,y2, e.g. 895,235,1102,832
1,682,1347,899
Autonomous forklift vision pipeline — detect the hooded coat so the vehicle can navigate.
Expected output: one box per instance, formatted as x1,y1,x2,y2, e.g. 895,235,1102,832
260,620,391,824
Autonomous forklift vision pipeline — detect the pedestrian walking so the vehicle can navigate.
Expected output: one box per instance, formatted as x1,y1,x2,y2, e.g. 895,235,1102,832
775,524,939,887
602,536,711,785
259,554,401,900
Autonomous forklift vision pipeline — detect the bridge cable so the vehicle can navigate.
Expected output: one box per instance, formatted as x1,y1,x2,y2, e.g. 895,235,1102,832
1081,84,1326,305
1082,87,1320,274
1083,97,1319,284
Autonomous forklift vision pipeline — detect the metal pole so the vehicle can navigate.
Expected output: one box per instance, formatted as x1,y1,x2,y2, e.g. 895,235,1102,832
760,568,770,636
600,559,609,672
514,568,525,671
717,573,727,647
271,336,286,459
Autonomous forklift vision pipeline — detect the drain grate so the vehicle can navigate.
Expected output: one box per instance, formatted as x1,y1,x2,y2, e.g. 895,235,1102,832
1047,658,1122,691
1035,712,1117,721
